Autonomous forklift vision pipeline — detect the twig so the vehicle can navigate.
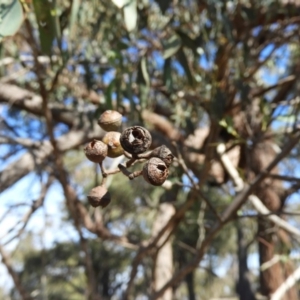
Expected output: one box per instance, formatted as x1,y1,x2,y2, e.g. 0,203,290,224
1,176,54,245
0,244,31,299
249,195,300,238
217,143,300,238
175,143,222,222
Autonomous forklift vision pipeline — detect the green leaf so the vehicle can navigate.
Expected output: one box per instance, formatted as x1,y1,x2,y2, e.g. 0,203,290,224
163,58,172,91
154,0,171,14
275,115,296,124
162,34,181,59
177,48,194,86
175,30,198,53
219,116,239,138
105,80,115,110
137,57,150,86
123,0,137,32
69,0,80,41
111,0,127,8
0,0,24,38
32,0,59,55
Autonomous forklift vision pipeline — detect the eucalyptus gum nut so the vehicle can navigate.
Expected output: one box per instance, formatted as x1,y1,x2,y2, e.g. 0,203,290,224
150,145,174,167
84,140,108,163
87,185,111,208
143,157,169,186
102,131,124,158
98,110,122,132
120,126,152,154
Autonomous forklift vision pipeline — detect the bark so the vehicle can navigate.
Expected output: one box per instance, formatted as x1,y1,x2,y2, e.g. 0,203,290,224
0,83,75,126
152,203,175,300
185,270,196,300
248,141,298,300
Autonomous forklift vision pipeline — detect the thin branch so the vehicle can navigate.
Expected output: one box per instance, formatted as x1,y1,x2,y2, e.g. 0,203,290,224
217,143,300,238
249,195,300,238
0,126,102,193
1,176,54,245
270,265,300,300
0,245,32,299
151,133,300,299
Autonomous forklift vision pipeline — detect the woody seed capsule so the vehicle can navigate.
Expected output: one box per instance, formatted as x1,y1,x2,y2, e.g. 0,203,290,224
102,131,124,158
143,157,169,186
98,110,122,132
120,126,152,154
84,140,108,163
87,185,111,208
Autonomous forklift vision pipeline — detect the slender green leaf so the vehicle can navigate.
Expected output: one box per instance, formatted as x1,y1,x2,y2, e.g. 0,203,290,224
162,34,181,59
154,0,171,14
175,30,198,52
177,48,194,86
32,0,57,55
105,80,115,110
123,0,137,32
163,58,172,91
137,57,150,86
111,0,127,8
69,0,80,41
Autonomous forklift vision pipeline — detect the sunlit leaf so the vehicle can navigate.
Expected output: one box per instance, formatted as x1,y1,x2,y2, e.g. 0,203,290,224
69,0,80,40
123,0,137,32
0,0,24,38
162,34,181,59
111,0,127,8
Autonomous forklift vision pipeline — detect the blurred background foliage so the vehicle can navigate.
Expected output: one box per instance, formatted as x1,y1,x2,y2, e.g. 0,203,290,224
1,0,300,299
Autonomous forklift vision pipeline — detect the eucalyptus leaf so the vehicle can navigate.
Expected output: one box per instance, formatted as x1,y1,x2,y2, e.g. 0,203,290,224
163,58,172,91
111,0,127,8
69,0,80,40
32,0,58,55
0,0,23,38
175,30,198,52
177,48,194,86
105,79,115,110
123,0,137,32
155,0,171,14
162,34,181,59
137,57,150,86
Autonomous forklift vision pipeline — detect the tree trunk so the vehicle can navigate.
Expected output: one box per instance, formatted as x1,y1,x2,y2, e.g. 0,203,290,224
185,271,196,300
250,141,298,300
236,222,256,300
152,203,175,300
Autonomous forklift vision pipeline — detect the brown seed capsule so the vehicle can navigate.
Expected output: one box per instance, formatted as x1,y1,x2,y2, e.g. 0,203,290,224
87,185,111,208
143,157,169,186
98,110,122,132
102,131,124,158
84,140,108,163
120,126,152,154
150,145,174,167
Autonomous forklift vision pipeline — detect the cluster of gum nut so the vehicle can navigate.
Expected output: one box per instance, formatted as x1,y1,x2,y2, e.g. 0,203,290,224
84,110,174,208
